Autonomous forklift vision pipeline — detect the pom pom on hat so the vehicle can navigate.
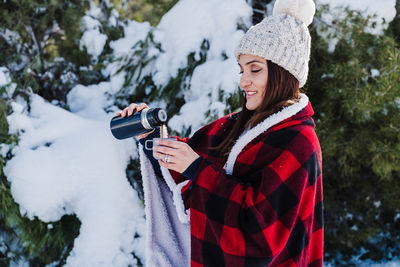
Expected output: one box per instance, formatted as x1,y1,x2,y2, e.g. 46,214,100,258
234,0,316,87
273,0,316,26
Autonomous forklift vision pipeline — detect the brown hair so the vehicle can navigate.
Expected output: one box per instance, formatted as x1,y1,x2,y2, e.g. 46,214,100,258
212,60,300,164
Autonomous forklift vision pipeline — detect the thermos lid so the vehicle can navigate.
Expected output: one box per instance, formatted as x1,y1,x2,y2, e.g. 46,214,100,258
156,109,167,123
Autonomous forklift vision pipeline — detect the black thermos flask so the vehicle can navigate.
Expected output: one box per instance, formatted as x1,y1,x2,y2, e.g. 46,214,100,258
110,108,167,140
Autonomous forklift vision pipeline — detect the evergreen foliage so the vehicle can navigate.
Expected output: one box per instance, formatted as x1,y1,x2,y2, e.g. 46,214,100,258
0,108,81,265
108,0,179,26
0,0,92,103
114,35,212,137
309,5,400,264
0,0,119,264
0,0,399,265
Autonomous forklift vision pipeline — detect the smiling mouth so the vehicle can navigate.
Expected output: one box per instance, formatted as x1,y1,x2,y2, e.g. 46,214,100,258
246,91,257,97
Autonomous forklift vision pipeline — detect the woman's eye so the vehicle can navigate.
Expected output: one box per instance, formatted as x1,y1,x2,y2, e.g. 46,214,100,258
239,68,261,74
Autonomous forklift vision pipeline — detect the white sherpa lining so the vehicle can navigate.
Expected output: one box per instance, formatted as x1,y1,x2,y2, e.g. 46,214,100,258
224,93,309,174
139,144,190,267
159,124,191,223
160,168,191,223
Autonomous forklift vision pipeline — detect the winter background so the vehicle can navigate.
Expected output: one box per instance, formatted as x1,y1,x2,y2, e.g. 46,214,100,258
0,0,399,266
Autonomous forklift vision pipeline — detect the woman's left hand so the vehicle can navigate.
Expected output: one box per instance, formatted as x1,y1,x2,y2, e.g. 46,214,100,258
154,139,200,173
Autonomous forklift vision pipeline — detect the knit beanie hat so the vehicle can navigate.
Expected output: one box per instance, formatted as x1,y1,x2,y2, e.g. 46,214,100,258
234,0,316,88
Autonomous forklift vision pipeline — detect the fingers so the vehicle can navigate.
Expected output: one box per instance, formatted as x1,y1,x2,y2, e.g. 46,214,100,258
152,139,182,158
155,139,183,149
153,141,181,164
132,102,149,115
153,150,164,161
158,158,175,169
153,140,189,164
116,103,149,117
136,128,155,141
154,150,176,165
155,143,199,173
153,146,178,157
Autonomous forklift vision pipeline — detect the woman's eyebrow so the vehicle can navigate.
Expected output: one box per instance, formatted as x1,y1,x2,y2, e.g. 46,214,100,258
245,60,265,65
238,60,266,66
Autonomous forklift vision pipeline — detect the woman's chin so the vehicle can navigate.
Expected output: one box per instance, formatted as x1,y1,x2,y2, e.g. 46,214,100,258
246,103,257,111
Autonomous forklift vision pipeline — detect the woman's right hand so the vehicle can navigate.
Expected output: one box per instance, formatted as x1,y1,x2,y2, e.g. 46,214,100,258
116,102,154,140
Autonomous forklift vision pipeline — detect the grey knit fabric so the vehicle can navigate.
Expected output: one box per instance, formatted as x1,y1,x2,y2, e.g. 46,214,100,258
235,13,312,88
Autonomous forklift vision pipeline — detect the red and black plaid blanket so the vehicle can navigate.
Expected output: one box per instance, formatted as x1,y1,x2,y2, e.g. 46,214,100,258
168,96,323,267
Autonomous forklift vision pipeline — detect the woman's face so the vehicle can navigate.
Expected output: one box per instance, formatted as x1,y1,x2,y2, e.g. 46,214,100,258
238,54,268,110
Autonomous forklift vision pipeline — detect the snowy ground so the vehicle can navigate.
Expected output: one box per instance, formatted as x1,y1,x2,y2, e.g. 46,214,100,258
1,0,398,266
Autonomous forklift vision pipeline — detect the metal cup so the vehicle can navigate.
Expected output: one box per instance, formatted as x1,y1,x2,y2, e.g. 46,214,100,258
144,137,176,159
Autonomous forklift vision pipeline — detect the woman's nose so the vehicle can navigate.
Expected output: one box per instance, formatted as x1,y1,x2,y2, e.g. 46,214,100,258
240,74,251,88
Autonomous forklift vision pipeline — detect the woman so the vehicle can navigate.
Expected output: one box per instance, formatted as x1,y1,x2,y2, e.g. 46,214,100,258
117,0,323,266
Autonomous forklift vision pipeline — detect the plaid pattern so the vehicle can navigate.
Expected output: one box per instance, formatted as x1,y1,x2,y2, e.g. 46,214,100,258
170,102,323,267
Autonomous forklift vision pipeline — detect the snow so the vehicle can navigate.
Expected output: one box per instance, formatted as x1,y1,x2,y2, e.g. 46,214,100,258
67,82,114,120
79,6,108,59
350,225,359,231
367,262,400,267
0,144,8,157
3,0,399,266
153,0,251,86
324,260,400,267
0,66,17,98
319,0,396,31
373,201,382,208
371,69,380,77
150,0,251,134
109,20,152,57
0,28,20,45
4,93,145,266
82,14,102,30
5,17,146,262
352,259,400,267
80,29,107,59
0,67,10,86
108,9,120,27
316,0,396,52
169,58,241,132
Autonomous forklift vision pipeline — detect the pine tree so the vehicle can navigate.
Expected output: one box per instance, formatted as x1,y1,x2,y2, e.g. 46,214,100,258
0,0,112,265
309,6,400,264
0,0,180,264
1,0,399,265
108,0,179,26
0,0,93,103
